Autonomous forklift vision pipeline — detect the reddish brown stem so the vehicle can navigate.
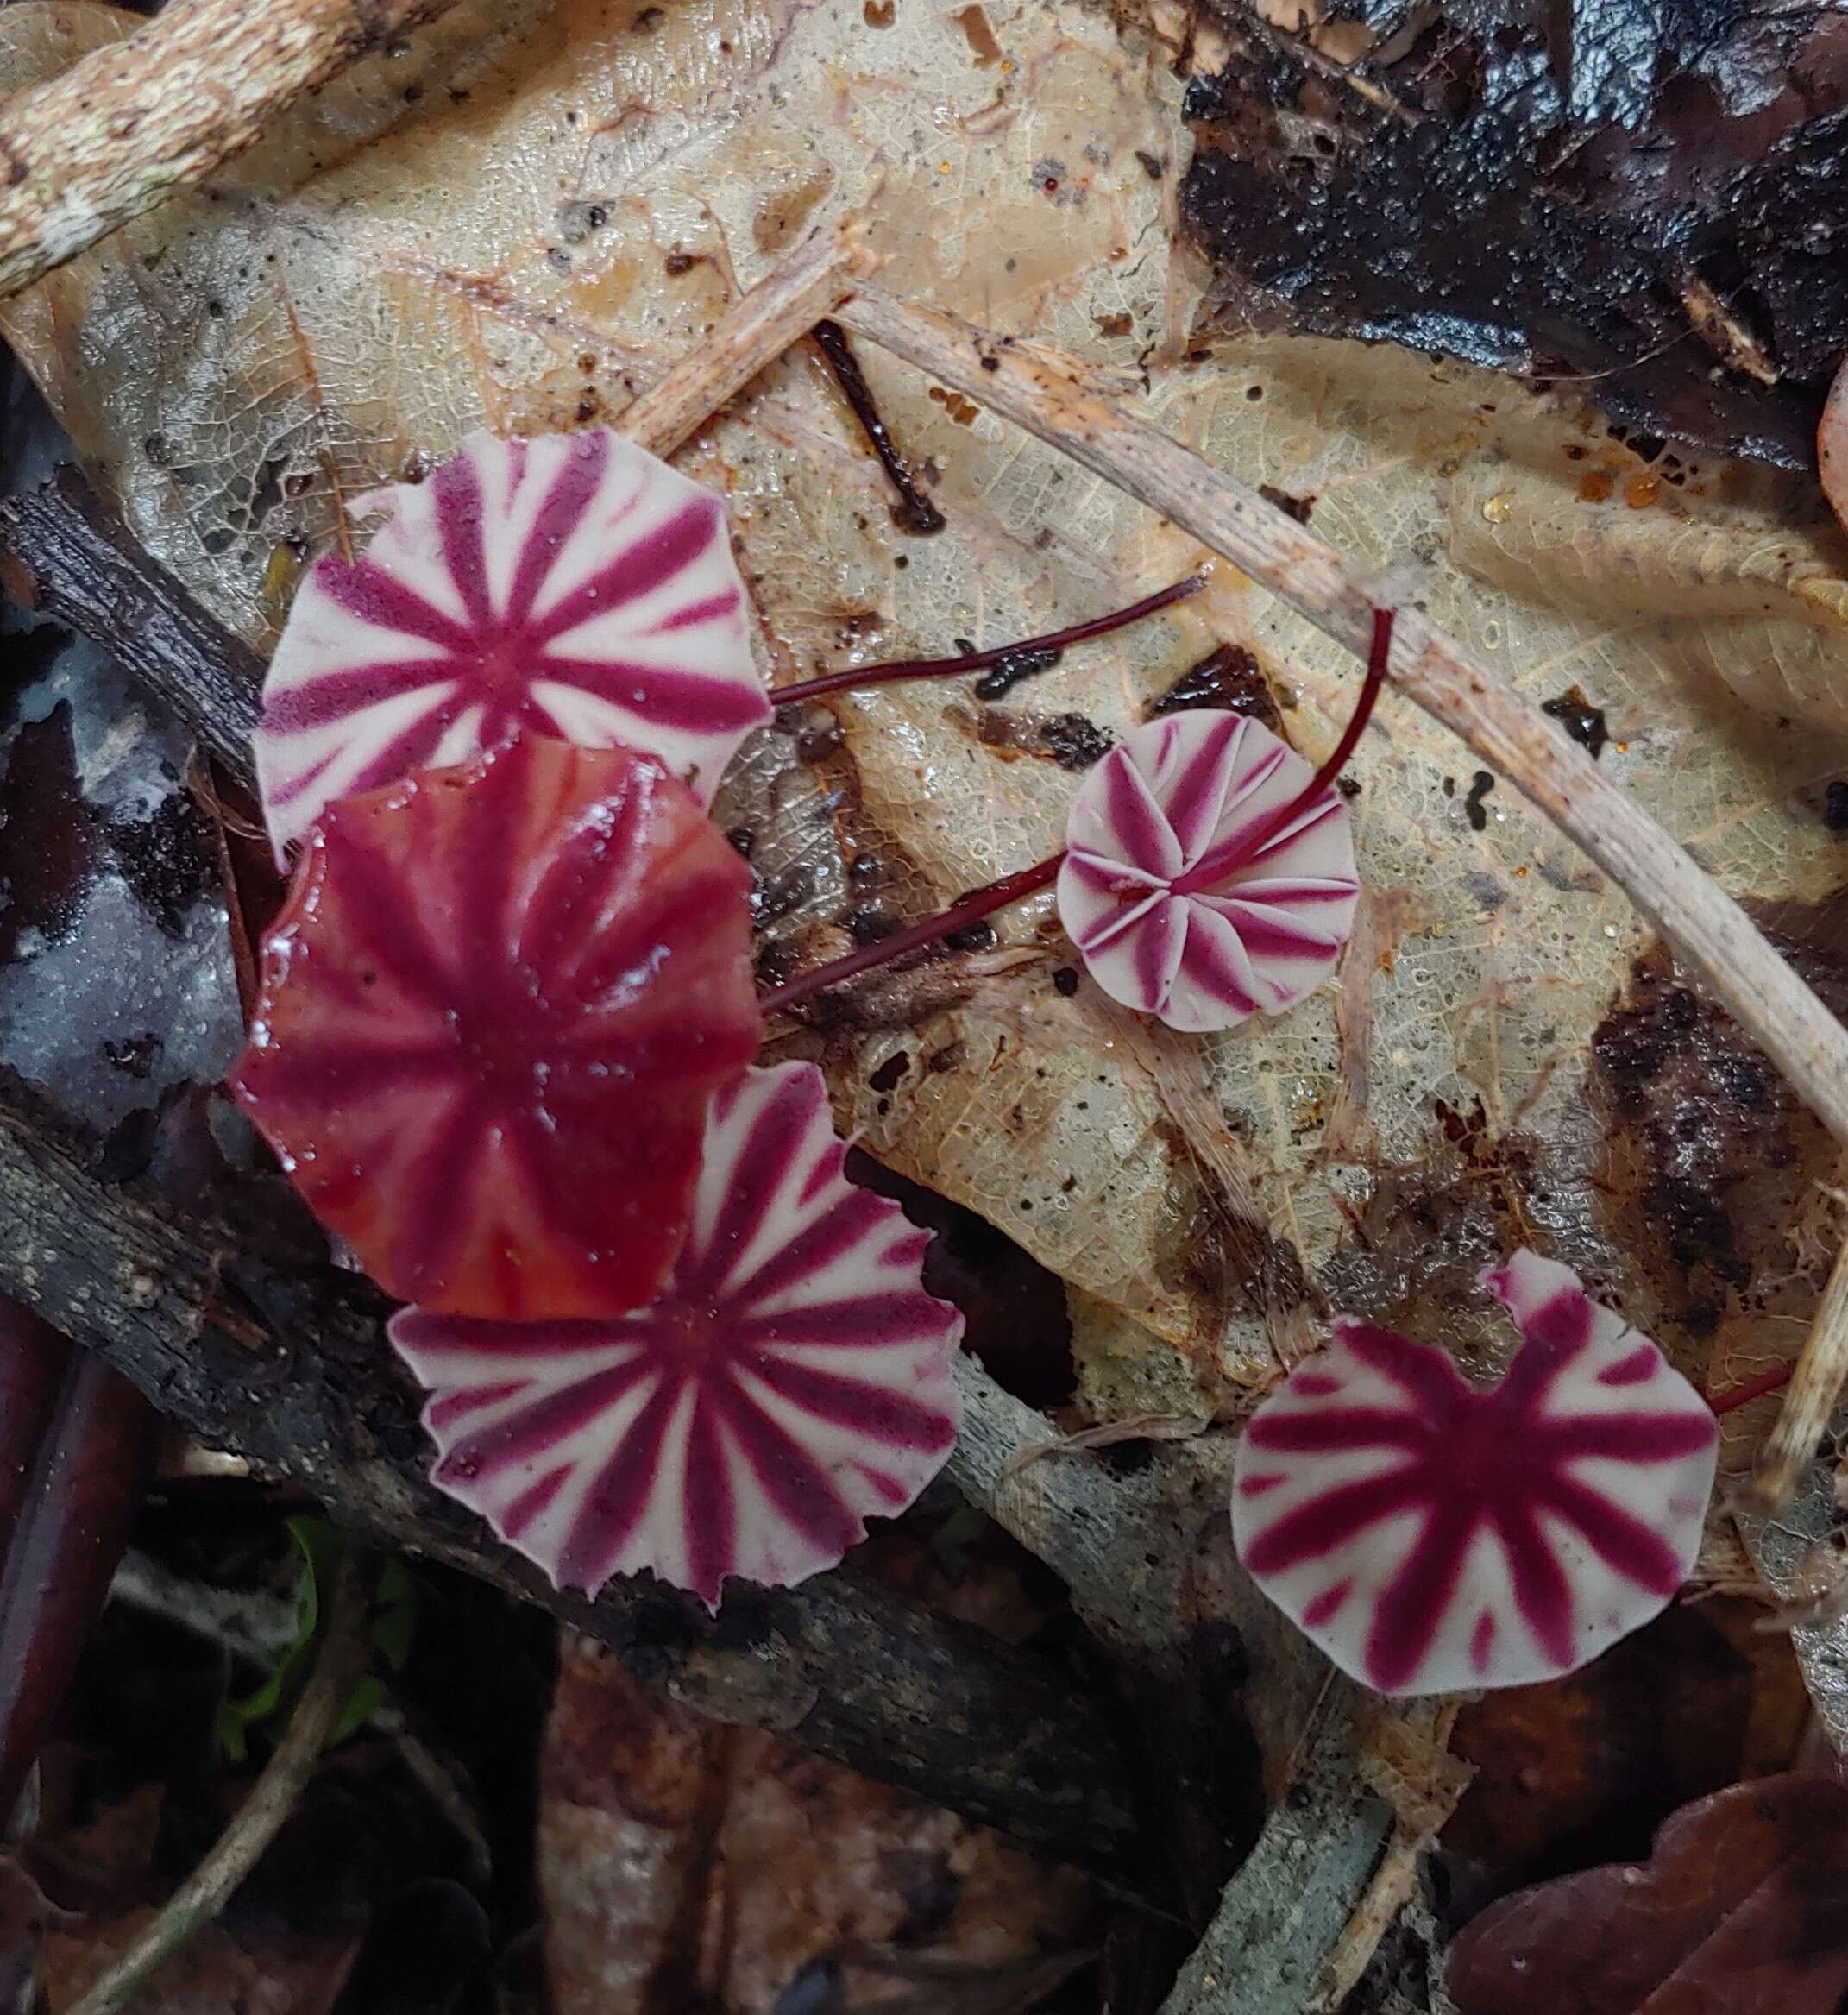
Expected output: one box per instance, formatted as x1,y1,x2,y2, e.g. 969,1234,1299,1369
1708,1361,1796,1417
762,854,1063,1015
0,1301,75,1565
0,1304,159,1820
763,604,1398,1016
772,576,1205,707
1172,605,1393,897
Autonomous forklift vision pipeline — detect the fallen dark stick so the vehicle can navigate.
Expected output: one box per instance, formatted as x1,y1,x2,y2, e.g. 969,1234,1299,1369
0,465,262,788
0,1074,1148,1888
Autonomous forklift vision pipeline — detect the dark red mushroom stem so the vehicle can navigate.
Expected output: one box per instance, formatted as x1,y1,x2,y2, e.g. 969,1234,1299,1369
1707,1360,1795,1416
770,575,1206,708
759,608,1399,1017
761,854,1062,1014
1172,606,1393,895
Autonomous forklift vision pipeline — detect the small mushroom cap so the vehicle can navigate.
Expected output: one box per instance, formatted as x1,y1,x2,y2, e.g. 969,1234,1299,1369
234,734,760,1321
1232,1250,1719,1695
1057,710,1360,1032
255,428,770,860
390,1061,964,1608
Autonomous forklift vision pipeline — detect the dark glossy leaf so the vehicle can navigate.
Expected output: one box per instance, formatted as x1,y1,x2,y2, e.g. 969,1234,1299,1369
1448,1774,1848,2014
1181,3,1848,467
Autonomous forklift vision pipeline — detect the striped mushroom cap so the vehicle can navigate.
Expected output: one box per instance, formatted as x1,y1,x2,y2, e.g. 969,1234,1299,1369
255,428,770,860
390,1061,964,1608
1056,711,1360,1033
1233,1250,1719,1695
234,734,760,1322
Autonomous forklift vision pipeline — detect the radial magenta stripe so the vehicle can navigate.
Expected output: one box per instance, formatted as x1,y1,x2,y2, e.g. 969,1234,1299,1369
1495,1291,1595,1409
1160,717,1239,856
1334,1323,1472,1416
260,660,460,733
736,1192,892,1307
1537,1414,1719,1461
1493,1503,1576,1667
741,1352,953,1448
500,1463,572,1541
1075,886,1164,958
431,450,493,629
647,588,744,634
1135,897,1184,1008
536,658,773,729
1177,915,1260,1014
1240,1469,1424,1576
1103,747,1182,878
1213,904,1342,960
716,1377,860,1557
497,1466,568,1539
1537,1474,1683,1593
729,1289,958,1349
321,554,476,654
531,497,721,644
677,1074,815,1290
433,1359,655,1483
555,1376,681,1590
427,1378,528,1430
506,429,612,627
682,1396,739,1606
1366,1507,1474,1692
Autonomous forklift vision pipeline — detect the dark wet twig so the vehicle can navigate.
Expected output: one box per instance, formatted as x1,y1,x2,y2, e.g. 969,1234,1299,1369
813,318,946,534
0,1299,159,1822
0,464,262,786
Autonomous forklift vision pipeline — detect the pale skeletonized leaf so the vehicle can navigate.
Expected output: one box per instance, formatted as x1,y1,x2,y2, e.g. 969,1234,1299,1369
4,2,1848,1672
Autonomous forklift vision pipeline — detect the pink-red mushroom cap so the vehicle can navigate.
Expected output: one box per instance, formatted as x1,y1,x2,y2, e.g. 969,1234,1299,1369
1232,1250,1718,1696
233,734,761,1323
1056,711,1361,1033
388,1061,965,1609
254,428,770,861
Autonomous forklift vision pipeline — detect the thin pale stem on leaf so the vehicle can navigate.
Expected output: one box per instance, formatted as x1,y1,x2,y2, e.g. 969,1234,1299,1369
771,575,1205,706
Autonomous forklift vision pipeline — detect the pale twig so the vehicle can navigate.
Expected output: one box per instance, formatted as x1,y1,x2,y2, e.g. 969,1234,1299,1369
0,0,466,302
619,219,880,459
834,280,1848,1514
999,1412,1206,1482
67,1554,371,2015
1744,1237,1848,1509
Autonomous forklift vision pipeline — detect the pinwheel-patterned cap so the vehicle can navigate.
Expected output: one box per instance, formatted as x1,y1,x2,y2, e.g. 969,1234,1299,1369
389,1061,965,1609
234,733,760,1322
1232,1250,1719,1695
1057,710,1361,1033
254,428,770,859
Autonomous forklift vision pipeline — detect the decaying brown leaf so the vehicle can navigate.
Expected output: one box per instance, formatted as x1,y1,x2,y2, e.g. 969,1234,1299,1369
1448,1774,1848,2015
539,1633,1091,2015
